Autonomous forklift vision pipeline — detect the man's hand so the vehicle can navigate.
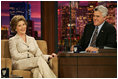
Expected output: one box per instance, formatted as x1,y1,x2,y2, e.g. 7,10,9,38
70,45,74,52
85,46,99,52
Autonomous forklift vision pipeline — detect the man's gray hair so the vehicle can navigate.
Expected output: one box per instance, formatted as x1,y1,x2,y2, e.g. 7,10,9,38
94,5,108,17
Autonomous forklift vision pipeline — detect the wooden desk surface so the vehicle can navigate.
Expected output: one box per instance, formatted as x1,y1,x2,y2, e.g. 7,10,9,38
58,49,117,56
58,49,117,78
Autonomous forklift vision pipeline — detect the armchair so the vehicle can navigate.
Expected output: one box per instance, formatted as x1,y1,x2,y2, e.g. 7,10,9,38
1,40,58,78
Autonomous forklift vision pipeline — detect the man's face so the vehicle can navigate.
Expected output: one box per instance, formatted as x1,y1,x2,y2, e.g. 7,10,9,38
93,11,106,26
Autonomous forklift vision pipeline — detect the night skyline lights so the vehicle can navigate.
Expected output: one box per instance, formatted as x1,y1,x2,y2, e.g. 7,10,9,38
1,1,41,38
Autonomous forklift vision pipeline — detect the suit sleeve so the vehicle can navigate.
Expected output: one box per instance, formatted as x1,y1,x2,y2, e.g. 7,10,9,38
9,38,29,60
105,26,117,48
77,25,88,51
33,38,50,62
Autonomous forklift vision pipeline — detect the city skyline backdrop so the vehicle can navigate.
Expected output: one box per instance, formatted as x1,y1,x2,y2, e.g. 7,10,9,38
1,1,41,37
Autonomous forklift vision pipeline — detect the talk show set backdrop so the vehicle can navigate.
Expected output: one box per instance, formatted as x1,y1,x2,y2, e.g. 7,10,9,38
1,1,117,78
1,1,117,52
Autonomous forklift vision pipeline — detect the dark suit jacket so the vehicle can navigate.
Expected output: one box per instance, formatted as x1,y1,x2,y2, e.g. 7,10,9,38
78,21,117,51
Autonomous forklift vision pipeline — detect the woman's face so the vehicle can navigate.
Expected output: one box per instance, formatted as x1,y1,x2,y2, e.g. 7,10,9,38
16,20,27,35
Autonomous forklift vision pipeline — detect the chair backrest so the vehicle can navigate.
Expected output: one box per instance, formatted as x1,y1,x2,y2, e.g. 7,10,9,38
1,40,11,58
1,40,48,58
36,40,48,55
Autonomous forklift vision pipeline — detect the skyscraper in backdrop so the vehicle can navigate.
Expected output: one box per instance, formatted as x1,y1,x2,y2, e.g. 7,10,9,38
9,2,34,37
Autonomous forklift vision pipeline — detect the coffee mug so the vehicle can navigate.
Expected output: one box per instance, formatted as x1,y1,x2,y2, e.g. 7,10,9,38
74,46,78,53
74,45,82,53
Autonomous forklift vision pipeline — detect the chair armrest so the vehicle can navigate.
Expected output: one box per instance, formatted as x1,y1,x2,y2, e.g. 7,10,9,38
51,57,58,77
12,70,32,78
1,58,12,75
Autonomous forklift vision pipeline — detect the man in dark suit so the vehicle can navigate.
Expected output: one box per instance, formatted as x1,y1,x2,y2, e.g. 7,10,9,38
71,5,117,52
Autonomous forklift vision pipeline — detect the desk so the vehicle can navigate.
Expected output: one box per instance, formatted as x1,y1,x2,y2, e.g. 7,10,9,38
58,49,117,78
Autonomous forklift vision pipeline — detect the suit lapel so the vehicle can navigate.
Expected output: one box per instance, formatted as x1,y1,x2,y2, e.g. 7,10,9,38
15,34,29,46
26,35,30,45
96,22,106,41
89,24,95,41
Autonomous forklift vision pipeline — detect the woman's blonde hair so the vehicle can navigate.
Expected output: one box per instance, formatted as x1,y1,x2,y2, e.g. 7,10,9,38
10,15,27,32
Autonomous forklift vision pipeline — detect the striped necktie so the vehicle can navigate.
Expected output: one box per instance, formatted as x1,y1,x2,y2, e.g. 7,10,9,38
90,26,98,47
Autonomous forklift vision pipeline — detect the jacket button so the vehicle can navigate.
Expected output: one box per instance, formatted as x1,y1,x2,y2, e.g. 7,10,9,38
28,50,29,52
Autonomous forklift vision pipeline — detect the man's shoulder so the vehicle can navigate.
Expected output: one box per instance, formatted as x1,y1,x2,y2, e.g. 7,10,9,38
85,22,94,29
102,21,116,33
86,22,94,26
103,21,115,29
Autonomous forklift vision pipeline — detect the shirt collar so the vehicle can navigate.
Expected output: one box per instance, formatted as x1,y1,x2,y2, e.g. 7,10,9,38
96,21,105,33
